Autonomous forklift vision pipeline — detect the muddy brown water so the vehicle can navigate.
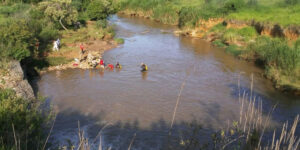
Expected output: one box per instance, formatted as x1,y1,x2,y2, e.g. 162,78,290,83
36,15,300,149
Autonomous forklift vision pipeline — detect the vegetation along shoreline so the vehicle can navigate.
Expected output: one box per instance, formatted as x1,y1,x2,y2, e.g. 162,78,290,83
119,0,300,95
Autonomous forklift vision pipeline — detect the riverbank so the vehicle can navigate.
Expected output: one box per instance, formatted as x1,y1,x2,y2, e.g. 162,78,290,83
118,0,300,95
38,21,120,74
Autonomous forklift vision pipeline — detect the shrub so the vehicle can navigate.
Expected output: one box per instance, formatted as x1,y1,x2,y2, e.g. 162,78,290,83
0,19,33,60
114,38,124,44
0,89,51,149
86,0,112,20
39,25,59,42
96,19,108,29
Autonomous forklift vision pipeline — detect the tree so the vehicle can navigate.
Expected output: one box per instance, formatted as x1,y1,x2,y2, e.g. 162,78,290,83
0,19,33,60
38,0,78,30
86,0,115,20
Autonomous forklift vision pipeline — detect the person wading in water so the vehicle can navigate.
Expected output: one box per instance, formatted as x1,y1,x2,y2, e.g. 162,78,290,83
140,63,148,72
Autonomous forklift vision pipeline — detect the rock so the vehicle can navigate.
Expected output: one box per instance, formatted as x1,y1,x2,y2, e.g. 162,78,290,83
1,61,35,100
14,80,35,100
9,60,24,80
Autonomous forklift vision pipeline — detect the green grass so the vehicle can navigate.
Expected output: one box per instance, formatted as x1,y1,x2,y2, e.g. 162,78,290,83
212,39,227,47
246,36,300,89
114,38,125,44
226,5,300,27
121,0,300,27
225,44,243,56
46,57,73,66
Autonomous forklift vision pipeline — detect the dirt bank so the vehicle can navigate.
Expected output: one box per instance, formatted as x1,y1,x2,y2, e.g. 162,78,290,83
40,21,120,73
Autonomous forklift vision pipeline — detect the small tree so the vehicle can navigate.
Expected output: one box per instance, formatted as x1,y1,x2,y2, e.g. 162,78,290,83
0,19,33,60
38,0,78,30
86,0,114,20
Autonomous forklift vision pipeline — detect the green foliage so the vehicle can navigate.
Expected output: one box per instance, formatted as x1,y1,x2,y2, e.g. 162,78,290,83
210,23,227,32
0,19,33,60
212,39,227,47
96,19,108,29
221,27,257,43
39,25,59,42
152,4,179,25
0,89,51,149
237,26,257,38
285,0,300,5
248,36,300,75
38,0,78,30
222,0,246,13
225,44,243,56
114,38,124,44
86,0,115,20
222,28,240,43
179,7,201,27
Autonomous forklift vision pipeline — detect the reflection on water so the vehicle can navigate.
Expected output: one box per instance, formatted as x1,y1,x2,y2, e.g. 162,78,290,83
37,15,300,149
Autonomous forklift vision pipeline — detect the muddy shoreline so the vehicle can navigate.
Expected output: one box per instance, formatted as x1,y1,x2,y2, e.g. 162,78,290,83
40,39,119,74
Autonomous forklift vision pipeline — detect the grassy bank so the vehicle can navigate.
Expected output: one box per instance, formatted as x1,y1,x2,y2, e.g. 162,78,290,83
119,0,300,94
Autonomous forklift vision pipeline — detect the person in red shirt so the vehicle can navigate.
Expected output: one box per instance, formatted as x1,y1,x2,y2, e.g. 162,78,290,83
107,64,114,70
99,59,104,65
80,43,84,54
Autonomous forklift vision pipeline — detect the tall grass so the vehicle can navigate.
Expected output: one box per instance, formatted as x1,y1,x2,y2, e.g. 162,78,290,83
120,0,300,27
248,36,300,76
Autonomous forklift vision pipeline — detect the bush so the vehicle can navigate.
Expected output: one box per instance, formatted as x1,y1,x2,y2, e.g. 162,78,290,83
39,25,59,42
0,19,33,60
114,38,124,44
0,89,51,149
96,19,108,29
86,0,112,20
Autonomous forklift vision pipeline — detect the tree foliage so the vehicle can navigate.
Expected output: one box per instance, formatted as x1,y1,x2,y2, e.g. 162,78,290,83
0,19,33,61
37,0,78,30
0,89,51,149
86,0,115,20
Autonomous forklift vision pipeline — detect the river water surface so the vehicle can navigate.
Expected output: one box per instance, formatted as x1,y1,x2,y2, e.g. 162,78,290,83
37,15,300,149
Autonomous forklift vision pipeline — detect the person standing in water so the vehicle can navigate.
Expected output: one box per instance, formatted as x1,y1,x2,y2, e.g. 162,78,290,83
141,63,148,72
115,62,122,69
99,59,105,68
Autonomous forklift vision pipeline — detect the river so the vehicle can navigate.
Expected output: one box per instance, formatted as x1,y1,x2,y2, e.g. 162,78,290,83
36,15,300,149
